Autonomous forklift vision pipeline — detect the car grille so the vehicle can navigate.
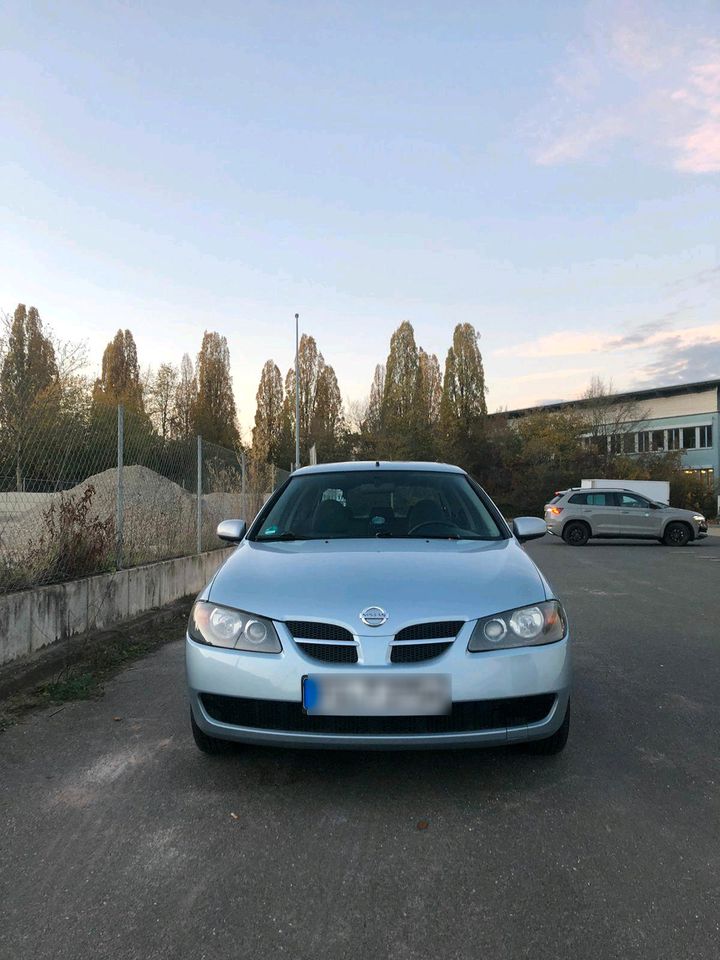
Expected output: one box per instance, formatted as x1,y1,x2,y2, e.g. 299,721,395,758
285,621,358,663
390,642,452,663
296,642,358,664
394,621,464,642
389,621,463,663
200,693,556,735
286,621,354,642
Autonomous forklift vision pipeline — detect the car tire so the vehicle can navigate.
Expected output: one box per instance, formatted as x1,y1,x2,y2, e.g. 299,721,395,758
562,521,590,546
662,522,691,547
190,708,234,755
524,701,570,755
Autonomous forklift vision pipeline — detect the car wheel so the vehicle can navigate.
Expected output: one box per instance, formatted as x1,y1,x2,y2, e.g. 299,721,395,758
190,708,234,755
524,701,570,755
562,521,590,546
663,522,691,547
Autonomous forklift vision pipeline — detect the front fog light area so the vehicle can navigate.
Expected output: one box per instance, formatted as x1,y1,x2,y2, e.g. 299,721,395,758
468,600,566,652
188,601,281,653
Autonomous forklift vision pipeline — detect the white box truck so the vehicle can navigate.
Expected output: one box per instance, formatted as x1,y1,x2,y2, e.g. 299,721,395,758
581,478,670,504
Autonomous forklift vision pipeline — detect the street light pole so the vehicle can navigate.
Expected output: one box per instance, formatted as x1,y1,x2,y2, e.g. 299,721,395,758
294,313,300,471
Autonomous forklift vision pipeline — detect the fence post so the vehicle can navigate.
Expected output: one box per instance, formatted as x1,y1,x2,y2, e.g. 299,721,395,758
196,434,202,554
116,404,124,569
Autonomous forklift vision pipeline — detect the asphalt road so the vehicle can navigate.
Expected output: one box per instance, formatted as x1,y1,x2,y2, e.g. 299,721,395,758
2,534,720,960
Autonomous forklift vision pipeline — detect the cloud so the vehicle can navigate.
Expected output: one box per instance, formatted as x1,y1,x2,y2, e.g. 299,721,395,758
498,321,720,360
672,57,720,171
637,336,720,384
530,5,720,173
495,330,607,358
666,264,720,292
501,366,595,384
606,309,683,348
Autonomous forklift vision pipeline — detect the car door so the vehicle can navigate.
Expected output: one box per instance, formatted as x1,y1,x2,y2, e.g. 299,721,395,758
568,491,619,535
617,493,659,537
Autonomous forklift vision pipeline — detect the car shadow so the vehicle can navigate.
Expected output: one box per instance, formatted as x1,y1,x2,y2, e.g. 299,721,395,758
189,738,571,804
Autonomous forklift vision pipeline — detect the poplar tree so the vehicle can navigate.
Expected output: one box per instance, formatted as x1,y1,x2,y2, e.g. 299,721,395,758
252,360,284,463
363,363,386,443
440,323,487,463
312,362,344,460
0,304,59,490
414,348,442,459
173,353,197,439
379,321,420,456
93,329,145,413
194,331,240,448
282,334,345,464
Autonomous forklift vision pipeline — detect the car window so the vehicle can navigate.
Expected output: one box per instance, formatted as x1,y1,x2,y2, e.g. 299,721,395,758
568,492,613,506
252,470,506,541
619,493,648,508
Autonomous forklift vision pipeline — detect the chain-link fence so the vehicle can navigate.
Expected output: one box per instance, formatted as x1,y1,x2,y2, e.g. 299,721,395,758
0,404,288,594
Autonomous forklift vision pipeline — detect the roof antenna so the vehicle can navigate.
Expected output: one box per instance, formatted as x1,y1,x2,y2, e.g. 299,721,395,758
375,460,380,467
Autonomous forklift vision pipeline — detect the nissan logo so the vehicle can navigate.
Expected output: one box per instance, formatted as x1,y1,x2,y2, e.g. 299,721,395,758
360,606,389,628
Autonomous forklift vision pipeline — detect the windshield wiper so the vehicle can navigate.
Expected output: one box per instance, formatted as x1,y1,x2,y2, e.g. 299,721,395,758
257,532,309,542
409,533,461,540
375,531,394,538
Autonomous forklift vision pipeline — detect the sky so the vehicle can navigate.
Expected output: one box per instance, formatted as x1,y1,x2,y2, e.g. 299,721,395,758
1,0,719,438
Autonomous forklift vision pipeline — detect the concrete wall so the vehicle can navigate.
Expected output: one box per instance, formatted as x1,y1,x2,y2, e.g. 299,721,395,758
0,548,234,667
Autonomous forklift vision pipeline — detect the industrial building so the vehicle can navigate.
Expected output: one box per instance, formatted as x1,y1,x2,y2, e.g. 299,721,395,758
504,378,719,490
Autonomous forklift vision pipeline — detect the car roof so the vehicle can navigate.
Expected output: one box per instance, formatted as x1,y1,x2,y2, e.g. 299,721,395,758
561,487,650,494
292,460,466,476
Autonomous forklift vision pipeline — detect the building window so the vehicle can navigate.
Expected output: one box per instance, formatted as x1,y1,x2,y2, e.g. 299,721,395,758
698,425,713,448
682,427,697,449
651,430,665,451
622,432,636,454
667,428,681,450
637,431,651,452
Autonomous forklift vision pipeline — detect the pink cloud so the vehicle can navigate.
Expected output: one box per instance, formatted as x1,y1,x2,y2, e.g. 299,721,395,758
531,8,720,174
498,323,720,360
672,56,720,171
675,120,720,172
535,114,628,165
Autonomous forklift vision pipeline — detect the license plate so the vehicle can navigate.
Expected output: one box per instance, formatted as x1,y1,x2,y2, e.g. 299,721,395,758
302,674,451,717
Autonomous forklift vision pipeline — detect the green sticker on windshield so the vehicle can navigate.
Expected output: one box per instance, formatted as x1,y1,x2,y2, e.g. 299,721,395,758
263,526,278,535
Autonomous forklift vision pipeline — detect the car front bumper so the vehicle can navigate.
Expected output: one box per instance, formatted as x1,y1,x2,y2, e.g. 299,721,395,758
186,622,572,750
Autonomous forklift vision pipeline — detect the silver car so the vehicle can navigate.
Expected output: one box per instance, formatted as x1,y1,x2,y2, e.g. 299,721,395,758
186,462,571,754
545,488,708,546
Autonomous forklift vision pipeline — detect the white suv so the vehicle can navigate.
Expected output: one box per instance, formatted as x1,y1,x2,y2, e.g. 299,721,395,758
545,488,708,546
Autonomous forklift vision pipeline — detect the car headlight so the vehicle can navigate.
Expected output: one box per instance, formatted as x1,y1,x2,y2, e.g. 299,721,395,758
188,601,282,653
693,515,705,522
468,600,566,652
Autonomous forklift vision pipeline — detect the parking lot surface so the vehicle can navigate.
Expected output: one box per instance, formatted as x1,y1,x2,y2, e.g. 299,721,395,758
2,535,720,960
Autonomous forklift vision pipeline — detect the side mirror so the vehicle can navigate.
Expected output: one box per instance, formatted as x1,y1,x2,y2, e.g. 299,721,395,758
512,517,547,543
216,519,247,543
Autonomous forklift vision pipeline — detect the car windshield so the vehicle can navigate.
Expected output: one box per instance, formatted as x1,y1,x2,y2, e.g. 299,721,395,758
252,470,505,541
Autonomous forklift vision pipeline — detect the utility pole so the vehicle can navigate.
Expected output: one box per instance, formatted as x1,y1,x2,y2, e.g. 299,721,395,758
294,312,300,471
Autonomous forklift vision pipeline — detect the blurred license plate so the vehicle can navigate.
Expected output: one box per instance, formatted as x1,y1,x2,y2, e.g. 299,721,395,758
302,674,451,716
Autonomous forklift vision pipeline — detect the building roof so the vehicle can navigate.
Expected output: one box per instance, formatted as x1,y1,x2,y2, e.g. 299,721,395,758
501,377,720,418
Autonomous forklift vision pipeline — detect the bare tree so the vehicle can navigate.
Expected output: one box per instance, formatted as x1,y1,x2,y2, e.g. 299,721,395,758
579,376,649,464
147,363,180,440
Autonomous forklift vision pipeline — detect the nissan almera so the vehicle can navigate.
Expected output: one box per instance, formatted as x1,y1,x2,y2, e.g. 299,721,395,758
186,462,571,754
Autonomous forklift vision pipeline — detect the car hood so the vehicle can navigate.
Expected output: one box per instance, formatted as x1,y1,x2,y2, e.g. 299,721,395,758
207,538,549,631
669,507,704,520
